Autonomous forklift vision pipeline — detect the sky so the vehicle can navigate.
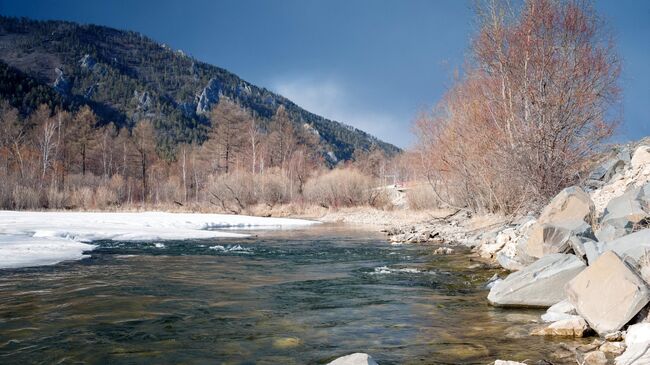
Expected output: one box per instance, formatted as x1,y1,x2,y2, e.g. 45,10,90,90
1,0,648,148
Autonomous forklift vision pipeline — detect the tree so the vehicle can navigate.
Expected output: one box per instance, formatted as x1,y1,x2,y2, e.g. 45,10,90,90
268,105,297,170
131,120,157,202
204,99,247,173
69,106,97,176
415,0,620,213
0,101,24,176
33,109,58,181
246,118,262,174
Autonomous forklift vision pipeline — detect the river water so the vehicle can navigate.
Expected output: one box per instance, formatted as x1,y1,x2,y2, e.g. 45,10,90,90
0,225,586,364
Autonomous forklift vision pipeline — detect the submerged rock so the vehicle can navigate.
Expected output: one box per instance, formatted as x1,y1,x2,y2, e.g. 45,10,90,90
566,251,650,336
487,253,586,307
532,317,590,337
578,350,608,365
327,353,379,365
600,341,626,356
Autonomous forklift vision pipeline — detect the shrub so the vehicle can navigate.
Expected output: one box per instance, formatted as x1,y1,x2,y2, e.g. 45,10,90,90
304,168,379,208
405,183,439,210
47,187,66,209
12,185,40,210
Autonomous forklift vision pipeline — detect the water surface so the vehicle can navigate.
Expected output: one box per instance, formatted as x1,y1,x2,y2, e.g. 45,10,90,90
0,225,586,364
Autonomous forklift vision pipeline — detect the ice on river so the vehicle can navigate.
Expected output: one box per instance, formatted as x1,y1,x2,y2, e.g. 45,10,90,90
0,210,318,269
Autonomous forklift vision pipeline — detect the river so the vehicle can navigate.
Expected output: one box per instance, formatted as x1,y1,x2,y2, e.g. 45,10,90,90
0,224,586,364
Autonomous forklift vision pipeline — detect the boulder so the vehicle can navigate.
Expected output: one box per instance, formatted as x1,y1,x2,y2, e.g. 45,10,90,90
548,299,578,314
631,145,650,169
532,317,590,337
626,324,650,345
327,353,379,365
494,361,526,365
542,299,579,322
495,219,537,271
615,343,650,365
605,331,625,342
526,221,595,258
616,326,650,365
600,341,626,355
496,251,535,271
524,187,595,258
579,350,608,365
590,158,627,183
608,229,650,271
488,253,586,307
538,186,596,224
583,240,608,265
566,251,650,336
597,184,650,242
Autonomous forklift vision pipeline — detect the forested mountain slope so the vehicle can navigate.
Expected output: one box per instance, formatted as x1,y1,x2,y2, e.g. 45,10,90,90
0,16,400,160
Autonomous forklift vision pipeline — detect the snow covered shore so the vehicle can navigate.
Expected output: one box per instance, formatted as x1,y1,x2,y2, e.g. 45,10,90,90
0,211,318,269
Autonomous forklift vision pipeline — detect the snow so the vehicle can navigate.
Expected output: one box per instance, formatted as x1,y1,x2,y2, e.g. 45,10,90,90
0,210,318,269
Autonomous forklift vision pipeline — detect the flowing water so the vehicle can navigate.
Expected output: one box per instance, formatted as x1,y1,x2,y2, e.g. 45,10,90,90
0,225,587,364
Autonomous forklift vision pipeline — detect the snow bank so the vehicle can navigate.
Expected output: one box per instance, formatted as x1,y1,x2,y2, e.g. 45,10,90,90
0,235,95,269
0,211,318,269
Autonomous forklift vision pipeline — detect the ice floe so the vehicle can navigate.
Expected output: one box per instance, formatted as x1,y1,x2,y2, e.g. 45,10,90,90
0,210,317,269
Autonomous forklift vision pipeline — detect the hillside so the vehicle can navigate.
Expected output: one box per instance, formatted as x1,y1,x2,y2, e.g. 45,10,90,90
0,16,400,161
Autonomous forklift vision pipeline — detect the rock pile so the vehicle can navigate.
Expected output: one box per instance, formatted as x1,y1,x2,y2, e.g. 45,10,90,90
485,143,650,364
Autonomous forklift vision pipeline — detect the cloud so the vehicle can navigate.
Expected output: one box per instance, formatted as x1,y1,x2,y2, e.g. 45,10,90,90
269,75,411,148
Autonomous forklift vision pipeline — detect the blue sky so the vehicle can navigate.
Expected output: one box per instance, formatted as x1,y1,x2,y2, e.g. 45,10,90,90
1,0,648,148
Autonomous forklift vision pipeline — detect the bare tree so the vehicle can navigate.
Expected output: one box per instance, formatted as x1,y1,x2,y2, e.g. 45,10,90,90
131,120,156,202
70,106,98,176
204,99,247,173
415,0,620,213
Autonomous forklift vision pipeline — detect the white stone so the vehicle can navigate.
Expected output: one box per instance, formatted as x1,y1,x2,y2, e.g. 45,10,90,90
327,353,379,365
632,145,650,169
625,323,650,346
488,253,586,307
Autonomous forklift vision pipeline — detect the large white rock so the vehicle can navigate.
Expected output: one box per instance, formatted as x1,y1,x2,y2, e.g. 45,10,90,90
597,184,650,242
631,145,650,169
542,299,580,322
626,324,650,346
566,251,650,336
615,343,650,365
524,187,595,258
494,361,526,365
327,353,379,365
608,229,650,272
488,253,586,307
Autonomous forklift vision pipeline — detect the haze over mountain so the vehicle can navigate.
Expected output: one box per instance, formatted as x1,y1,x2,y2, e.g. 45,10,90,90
0,16,400,161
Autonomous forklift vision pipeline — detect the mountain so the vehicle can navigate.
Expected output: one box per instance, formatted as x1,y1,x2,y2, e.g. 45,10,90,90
0,16,400,161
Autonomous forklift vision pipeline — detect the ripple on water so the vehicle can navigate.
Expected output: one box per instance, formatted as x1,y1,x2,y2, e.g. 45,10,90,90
0,227,590,364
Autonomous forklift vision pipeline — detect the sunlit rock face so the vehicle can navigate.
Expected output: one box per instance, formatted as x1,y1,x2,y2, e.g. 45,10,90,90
196,78,222,114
